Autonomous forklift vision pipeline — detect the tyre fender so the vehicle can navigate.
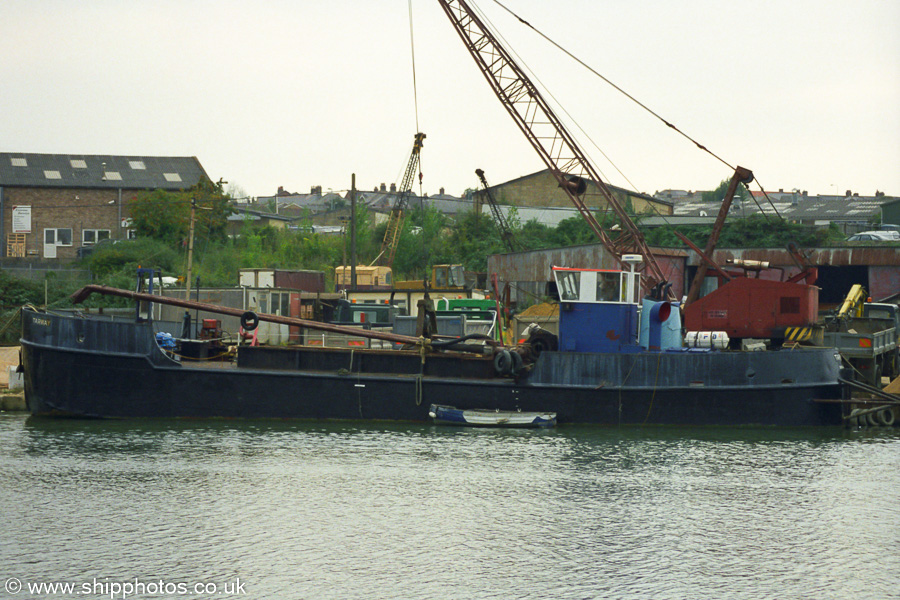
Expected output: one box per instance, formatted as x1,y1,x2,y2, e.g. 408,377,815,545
493,350,512,376
240,311,260,331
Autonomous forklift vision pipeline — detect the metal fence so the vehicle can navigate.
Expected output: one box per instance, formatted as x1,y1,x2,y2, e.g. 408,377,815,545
0,265,93,285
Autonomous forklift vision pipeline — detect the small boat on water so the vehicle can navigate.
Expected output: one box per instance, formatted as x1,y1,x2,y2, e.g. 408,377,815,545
429,404,557,428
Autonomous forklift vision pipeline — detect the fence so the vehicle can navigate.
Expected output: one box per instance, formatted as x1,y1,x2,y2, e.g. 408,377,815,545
0,265,93,285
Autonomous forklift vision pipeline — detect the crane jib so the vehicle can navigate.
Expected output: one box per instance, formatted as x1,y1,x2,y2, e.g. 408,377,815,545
437,0,671,295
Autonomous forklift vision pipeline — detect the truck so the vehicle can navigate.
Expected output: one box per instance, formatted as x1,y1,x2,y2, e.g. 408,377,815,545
820,286,900,387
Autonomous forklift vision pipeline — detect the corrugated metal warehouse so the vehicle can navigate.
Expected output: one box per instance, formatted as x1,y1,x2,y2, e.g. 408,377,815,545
488,244,900,308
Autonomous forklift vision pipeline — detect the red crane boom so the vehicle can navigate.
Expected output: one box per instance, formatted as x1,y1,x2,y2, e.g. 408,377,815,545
437,0,668,292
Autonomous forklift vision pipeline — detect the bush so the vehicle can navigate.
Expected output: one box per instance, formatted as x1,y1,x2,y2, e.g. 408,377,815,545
84,238,181,279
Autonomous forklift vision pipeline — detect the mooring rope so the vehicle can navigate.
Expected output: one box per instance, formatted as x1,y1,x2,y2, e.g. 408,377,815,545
643,351,663,424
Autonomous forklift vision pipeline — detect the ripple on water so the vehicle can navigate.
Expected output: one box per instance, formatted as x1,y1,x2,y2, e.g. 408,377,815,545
1,415,898,599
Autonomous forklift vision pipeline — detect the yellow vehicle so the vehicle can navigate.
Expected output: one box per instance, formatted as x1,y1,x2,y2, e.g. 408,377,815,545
395,264,468,290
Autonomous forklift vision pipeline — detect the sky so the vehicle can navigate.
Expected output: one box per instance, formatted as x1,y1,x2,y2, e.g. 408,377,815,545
2,0,898,201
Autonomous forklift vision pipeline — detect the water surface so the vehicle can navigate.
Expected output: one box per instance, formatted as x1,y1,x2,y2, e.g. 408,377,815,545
1,414,897,599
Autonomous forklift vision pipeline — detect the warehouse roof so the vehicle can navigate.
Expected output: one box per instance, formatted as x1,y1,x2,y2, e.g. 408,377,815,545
0,152,209,190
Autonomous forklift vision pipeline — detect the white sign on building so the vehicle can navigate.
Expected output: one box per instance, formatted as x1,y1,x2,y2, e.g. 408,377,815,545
12,206,32,233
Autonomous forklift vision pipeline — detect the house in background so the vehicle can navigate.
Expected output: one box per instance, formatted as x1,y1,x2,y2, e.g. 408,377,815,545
0,153,208,262
650,188,899,235
226,207,294,237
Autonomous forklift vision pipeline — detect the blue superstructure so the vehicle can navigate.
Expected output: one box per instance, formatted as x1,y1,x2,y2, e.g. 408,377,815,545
553,258,681,354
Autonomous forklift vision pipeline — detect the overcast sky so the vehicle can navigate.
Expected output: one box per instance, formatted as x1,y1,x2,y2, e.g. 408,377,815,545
2,0,898,200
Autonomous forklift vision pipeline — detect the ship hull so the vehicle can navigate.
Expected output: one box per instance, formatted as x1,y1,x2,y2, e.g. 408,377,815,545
21,309,845,426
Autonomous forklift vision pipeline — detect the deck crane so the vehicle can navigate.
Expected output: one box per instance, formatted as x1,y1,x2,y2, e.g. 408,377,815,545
439,0,827,345
437,0,670,295
377,132,426,267
475,168,520,253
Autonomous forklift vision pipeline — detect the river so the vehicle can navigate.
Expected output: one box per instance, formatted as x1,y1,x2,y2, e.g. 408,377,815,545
1,413,898,600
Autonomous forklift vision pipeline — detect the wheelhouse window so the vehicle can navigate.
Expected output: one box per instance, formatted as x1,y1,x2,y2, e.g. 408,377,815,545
82,229,111,245
554,267,640,305
557,270,581,301
596,272,621,302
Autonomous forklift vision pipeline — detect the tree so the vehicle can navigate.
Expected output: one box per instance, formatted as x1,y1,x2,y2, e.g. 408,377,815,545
702,178,749,203
641,215,846,249
128,189,190,243
225,182,249,203
551,216,596,246
128,178,234,244
392,205,452,278
518,219,553,250
445,211,506,271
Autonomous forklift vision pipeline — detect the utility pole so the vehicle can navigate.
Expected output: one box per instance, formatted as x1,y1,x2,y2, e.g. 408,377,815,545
186,198,196,297
350,174,357,290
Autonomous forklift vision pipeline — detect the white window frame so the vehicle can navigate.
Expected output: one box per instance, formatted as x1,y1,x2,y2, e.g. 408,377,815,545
45,228,73,246
82,229,111,245
269,291,291,316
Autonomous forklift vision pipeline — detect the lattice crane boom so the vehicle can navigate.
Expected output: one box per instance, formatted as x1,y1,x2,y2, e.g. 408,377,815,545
379,132,426,267
476,168,519,253
437,0,668,291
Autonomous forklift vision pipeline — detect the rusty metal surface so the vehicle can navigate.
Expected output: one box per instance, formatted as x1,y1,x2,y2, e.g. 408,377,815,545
487,244,687,298
489,245,615,282
869,266,900,301
488,244,897,308
696,247,900,267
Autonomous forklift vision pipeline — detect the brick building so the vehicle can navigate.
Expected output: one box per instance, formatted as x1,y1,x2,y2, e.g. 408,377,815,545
473,169,674,217
0,153,209,262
